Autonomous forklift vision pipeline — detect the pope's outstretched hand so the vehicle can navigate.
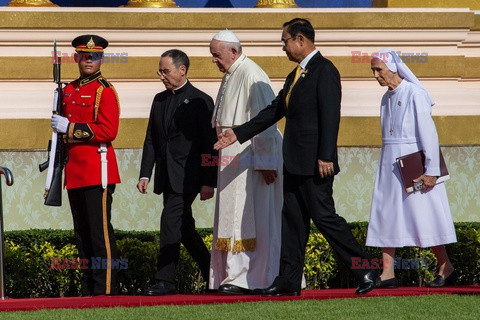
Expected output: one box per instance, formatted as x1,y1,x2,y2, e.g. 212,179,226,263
214,129,238,150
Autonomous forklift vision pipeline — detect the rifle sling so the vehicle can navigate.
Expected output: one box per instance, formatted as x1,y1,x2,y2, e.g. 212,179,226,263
95,86,108,189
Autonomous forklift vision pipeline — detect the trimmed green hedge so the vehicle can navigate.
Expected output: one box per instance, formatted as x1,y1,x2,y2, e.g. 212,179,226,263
3,222,479,297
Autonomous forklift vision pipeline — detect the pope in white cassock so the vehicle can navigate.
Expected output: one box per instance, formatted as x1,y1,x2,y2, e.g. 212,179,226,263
208,30,283,294
366,49,457,289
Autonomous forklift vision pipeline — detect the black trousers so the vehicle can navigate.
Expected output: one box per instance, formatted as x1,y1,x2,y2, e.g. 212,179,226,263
68,184,118,295
273,171,372,292
155,188,211,284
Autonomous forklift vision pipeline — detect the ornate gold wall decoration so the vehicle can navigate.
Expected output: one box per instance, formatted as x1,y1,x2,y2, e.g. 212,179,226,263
7,0,57,6
125,0,178,7
373,0,480,10
255,0,299,8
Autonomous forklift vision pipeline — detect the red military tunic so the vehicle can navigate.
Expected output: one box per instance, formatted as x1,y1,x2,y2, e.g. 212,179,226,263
62,71,121,189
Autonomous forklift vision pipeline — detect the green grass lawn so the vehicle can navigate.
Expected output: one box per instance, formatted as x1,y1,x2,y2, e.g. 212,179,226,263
0,294,479,320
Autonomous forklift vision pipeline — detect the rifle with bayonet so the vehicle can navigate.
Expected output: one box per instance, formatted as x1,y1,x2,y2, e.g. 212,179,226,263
39,40,66,206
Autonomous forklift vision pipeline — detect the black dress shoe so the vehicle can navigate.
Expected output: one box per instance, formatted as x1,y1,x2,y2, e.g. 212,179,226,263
204,288,218,294
426,269,457,287
218,284,252,295
356,268,379,295
375,277,399,288
145,281,176,295
254,284,300,297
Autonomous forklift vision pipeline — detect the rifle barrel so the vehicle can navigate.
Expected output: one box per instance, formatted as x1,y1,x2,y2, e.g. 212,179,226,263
53,62,60,84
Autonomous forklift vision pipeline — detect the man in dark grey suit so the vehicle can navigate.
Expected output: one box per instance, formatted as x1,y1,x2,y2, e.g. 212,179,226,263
137,49,218,295
215,18,378,296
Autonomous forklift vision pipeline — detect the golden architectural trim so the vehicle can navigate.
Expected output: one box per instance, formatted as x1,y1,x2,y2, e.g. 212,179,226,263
373,0,480,10
473,14,480,31
7,0,57,6
125,0,178,8
338,116,480,146
1,56,478,80
465,57,480,78
1,117,478,151
0,11,473,29
255,0,298,8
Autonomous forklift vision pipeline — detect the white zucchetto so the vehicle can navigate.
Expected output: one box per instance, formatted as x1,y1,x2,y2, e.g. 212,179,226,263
212,29,240,43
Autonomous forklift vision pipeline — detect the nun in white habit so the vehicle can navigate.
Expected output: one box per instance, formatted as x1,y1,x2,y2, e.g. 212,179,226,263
366,49,457,288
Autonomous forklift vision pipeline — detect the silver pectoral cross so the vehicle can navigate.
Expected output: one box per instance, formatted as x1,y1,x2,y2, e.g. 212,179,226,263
389,100,401,135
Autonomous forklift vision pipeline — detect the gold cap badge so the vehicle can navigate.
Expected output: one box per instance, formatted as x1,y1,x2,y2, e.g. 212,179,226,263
86,37,95,49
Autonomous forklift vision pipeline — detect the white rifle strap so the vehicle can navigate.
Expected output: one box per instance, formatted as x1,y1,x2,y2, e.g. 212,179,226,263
94,85,108,189
98,143,108,189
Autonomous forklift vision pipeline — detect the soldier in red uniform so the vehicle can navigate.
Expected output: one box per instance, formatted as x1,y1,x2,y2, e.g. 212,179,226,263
51,34,121,296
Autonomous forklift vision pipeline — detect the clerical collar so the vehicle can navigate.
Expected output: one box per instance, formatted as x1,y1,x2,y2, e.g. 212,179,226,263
227,54,246,75
171,79,188,94
79,70,102,86
299,49,318,69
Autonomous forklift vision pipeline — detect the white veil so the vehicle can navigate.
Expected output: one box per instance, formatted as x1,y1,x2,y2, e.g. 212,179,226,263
374,48,434,106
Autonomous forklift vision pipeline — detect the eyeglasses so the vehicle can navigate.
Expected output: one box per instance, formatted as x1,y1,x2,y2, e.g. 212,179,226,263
281,37,295,46
157,69,171,76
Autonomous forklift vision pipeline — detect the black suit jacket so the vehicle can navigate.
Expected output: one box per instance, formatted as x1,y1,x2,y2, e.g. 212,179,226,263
139,81,218,194
234,51,341,176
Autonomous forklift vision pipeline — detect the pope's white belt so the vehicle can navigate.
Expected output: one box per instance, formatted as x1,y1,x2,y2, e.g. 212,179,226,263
382,137,419,145
98,143,108,189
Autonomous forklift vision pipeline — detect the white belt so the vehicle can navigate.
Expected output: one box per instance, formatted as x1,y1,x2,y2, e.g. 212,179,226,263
382,137,419,145
98,143,108,189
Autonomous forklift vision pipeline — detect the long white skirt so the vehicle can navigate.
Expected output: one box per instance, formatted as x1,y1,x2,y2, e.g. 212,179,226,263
366,143,457,248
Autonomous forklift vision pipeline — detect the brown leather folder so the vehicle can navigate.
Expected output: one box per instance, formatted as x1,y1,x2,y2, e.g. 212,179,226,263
396,149,450,193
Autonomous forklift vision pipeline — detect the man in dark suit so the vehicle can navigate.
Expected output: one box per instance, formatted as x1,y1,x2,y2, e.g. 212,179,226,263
137,49,218,295
215,18,378,296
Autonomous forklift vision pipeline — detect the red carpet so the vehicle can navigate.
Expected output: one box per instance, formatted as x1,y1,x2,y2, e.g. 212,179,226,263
0,286,478,312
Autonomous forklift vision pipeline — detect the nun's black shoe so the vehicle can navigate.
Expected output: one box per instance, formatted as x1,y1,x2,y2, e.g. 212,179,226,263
426,270,457,287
